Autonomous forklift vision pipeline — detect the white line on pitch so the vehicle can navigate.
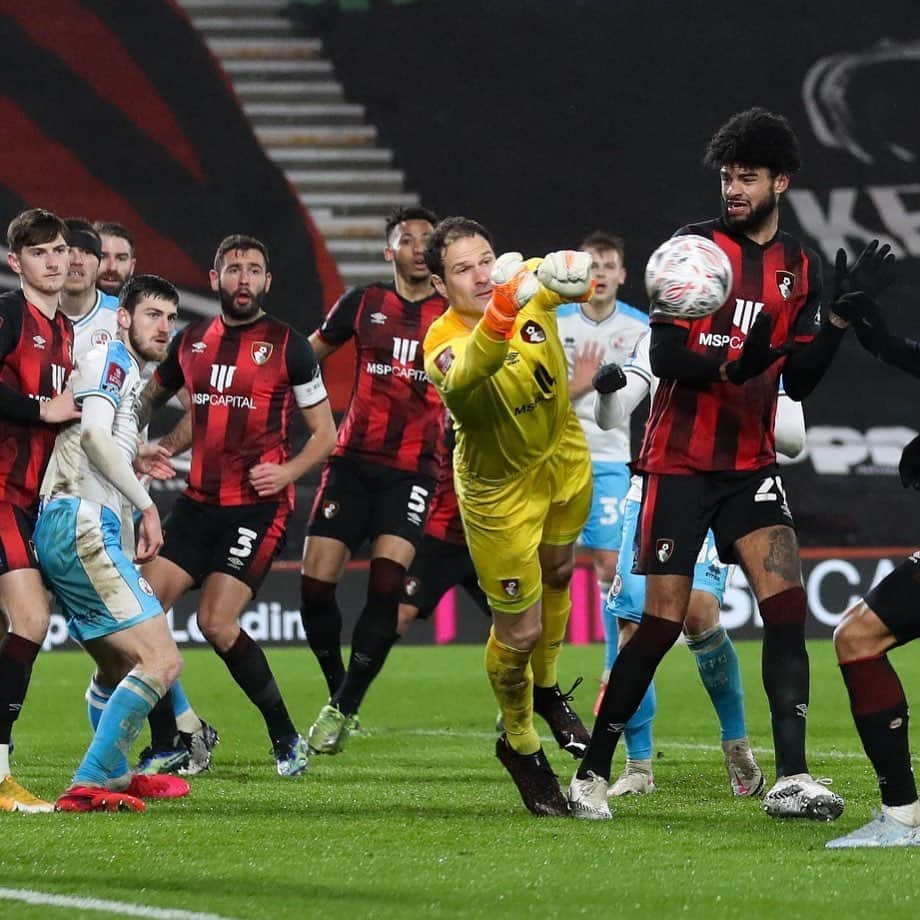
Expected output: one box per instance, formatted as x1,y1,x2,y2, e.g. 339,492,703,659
0,888,242,920
359,726,867,760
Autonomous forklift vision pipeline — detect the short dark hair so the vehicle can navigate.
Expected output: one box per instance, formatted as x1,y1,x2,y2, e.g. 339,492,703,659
7,208,67,254
424,217,493,278
213,234,270,272
703,106,801,176
580,231,625,264
93,221,135,254
118,273,179,314
64,217,102,260
385,206,439,242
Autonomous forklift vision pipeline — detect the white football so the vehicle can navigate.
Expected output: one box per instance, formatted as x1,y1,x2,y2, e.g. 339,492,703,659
644,234,733,319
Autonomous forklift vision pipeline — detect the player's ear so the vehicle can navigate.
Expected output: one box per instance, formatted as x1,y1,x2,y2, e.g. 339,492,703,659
7,251,20,275
116,306,131,330
264,271,272,293
774,173,790,195
431,273,447,298
209,269,219,292
383,247,395,264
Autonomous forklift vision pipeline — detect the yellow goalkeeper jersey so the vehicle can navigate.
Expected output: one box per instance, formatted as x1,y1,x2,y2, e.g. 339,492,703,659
424,288,584,483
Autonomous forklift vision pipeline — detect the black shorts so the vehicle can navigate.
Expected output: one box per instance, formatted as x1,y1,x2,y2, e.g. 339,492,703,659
0,501,38,575
635,465,795,575
865,552,920,644
308,456,435,554
160,495,289,594
402,534,490,619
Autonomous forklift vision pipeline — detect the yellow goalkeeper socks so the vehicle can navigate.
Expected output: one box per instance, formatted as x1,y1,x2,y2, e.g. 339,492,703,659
485,630,539,755
531,582,571,690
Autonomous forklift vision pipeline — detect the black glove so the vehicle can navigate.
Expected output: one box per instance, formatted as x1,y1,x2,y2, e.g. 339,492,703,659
833,292,891,357
592,362,627,394
831,239,896,304
899,434,920,489
724,313,791,384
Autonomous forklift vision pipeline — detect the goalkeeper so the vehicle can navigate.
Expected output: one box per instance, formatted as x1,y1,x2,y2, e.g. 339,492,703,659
423,217,593,817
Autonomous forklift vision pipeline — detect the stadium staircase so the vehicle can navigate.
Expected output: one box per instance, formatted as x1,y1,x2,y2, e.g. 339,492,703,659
179,0,421,288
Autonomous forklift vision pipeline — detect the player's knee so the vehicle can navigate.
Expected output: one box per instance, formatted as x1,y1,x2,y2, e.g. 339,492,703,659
196,609,236,651
542,557,575,591
833,602,878,662
10,608,50,645
162,645,184,687
506,618,543,652
684,591,720,636
368,558,407,598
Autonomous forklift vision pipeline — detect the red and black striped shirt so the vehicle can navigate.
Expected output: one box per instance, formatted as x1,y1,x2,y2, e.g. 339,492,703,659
156,314,325,509
638,219,821,474
316,283,446,478
424,419,465,545
0,290,74,508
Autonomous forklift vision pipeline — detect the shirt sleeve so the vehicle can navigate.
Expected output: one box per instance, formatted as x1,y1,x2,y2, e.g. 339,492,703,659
792,249,824,342
0,296,23,362
285,329,328,408
425,324,508,404
314,287,363,345
0,300,41,421
73,342,132,409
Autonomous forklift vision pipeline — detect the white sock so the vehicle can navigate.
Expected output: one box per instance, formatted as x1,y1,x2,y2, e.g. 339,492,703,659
882,800,920,827
0,743,9,777
176,711,202,734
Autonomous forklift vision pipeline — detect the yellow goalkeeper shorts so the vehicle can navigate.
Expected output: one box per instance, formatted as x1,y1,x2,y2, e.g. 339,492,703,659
456,418,592,614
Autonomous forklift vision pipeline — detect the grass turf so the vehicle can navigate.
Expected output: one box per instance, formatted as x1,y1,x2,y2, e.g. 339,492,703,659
4,639,920,919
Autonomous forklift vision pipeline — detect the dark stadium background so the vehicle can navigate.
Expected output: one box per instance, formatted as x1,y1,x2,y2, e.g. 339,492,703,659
1,0,917,642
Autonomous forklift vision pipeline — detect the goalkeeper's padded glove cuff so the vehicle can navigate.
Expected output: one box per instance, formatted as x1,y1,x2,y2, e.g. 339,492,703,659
481,297,518,341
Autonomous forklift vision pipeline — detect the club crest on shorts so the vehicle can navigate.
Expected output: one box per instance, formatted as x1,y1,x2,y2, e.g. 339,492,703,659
611,573,622,598
520,321,546,344
137,576,155,597
776,270,795,300
500,578,521,598
656,539,674,563
251,342,273,365
404,576,420,597
322,500,339,520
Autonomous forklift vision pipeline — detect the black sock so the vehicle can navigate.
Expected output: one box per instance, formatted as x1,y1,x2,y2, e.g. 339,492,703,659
301,574,346,697
578,614,682,781
332,558,404,716
147,690,180,749
759,588,809,777
218,629,295,744
841,656,917,807
0,634,40,745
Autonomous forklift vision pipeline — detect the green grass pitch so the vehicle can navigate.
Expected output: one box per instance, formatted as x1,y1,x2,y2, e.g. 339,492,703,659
4,640,920,919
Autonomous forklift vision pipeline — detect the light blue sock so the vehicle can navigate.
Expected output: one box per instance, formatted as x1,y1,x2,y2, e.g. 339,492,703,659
171,679,191,719
72,672,164,787
687,624,747,742
601,586,618,672
85,677,130,777
85,677,112,732
624,680,656,760
609,617,656,760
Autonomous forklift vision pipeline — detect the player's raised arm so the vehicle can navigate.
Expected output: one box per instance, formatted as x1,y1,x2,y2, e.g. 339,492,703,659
783,240,895,400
